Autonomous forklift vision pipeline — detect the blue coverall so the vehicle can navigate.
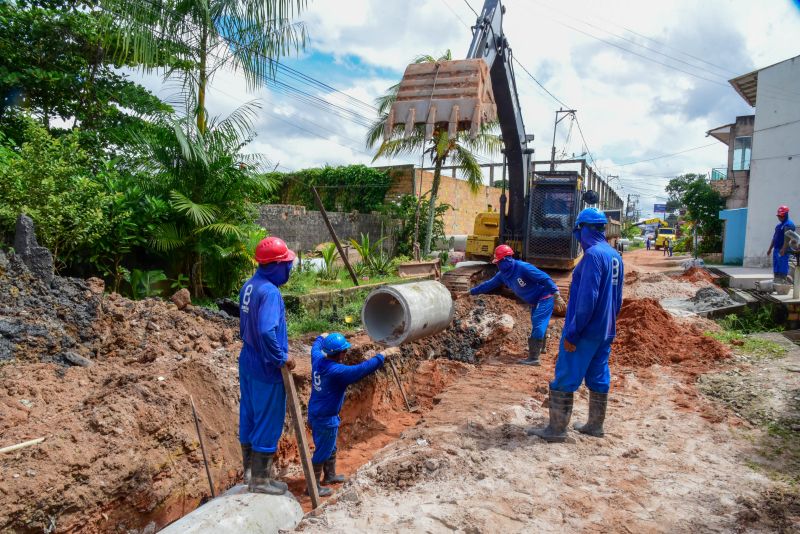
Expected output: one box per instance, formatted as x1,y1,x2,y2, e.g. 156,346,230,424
470,257,559,339
772,217,796,277
238,262,293,454
551,227,624,394
308,336,385,464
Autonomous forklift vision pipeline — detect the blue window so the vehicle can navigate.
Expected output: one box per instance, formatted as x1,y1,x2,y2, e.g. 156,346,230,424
732,136,751,171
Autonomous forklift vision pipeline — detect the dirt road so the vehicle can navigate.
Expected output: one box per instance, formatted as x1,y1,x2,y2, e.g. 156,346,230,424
296,249,800,533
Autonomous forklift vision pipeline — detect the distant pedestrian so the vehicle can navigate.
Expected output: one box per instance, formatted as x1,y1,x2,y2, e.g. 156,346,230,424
663,239,669,256
768,205,796,283
668,240,674,257
646,237,651,250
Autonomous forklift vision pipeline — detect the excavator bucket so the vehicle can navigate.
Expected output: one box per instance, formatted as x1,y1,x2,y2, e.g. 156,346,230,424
385,58,497,142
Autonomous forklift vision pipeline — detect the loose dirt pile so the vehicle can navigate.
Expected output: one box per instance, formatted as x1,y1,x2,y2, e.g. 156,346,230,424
623,269,703,300
612,298,731,368
680,266,716,284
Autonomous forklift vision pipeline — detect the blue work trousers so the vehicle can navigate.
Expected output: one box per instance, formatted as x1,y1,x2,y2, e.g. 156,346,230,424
310,421,339,464
550,336,612,393
530,296,554,339
774,248,791,276
239,369,286,453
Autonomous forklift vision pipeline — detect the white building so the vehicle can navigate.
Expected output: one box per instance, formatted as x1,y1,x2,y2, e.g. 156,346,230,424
730,55,800,267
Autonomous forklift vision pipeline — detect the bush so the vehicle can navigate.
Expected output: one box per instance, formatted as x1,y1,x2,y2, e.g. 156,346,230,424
717,305,782,334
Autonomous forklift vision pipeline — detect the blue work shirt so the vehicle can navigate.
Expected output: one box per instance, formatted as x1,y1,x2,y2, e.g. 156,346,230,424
772,217,796,250
563,229,624,345
470,258,559,305
308,336,385,427
238,264,291,384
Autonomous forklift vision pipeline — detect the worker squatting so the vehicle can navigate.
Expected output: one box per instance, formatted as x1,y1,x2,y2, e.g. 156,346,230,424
236,207,624,496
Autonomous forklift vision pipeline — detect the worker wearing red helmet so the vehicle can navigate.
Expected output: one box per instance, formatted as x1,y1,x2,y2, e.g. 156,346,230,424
238,236,296,495
461,243,561,366
768,205,795,283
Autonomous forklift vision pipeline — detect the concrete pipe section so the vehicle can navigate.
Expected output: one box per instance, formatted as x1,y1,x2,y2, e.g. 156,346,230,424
362,281,454,346
159,485,303,534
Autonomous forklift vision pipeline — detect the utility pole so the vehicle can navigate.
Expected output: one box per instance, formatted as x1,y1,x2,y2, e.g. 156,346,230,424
550,108,577,171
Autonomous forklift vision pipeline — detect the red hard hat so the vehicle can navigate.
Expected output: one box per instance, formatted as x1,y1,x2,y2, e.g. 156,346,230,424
777,205,790,216
254,237,296,265
492,244,514,264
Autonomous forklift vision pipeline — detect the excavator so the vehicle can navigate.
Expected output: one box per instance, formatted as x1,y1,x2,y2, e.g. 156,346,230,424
633,217,677,250
387,0,603,293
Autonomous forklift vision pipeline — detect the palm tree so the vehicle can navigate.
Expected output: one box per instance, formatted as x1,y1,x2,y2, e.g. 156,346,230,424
102,0,307,133
133,102,278,296
367,51,501,256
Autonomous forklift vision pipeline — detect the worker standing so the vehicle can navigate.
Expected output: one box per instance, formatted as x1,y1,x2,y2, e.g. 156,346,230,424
646,236,651,251
768,205,796,283
460,244,564,366
238,237,296,495
529,208,624,443
307,333,389,496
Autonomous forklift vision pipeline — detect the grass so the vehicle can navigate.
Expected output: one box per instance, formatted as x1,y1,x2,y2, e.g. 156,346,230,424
286,295,365,338
717,305,783,334
706,330,789,359
283,269,407,296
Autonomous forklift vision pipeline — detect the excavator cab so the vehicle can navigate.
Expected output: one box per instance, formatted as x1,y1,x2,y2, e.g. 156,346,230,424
385,59,497,141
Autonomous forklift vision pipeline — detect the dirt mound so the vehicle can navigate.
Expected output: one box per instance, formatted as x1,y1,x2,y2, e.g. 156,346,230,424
612,298,731,367
679,266,716,284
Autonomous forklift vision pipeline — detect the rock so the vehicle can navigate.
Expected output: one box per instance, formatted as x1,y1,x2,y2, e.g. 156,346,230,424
424,459,439,472
338,489,361,503
62,351,93,367
170,289,191,310
19,399,33,409
13,214,54,286
146,321,160,332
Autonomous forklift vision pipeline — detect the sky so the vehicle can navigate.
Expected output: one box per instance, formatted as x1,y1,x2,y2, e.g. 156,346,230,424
132,0,800,218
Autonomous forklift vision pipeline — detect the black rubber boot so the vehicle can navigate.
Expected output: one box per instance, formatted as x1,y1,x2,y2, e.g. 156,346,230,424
528,389,574,443
541,328,550,355
574,390,608,437
519,338,542,366
267,455,288,492
241,443,252,485
248,452,286,495
310,464,332,497
322,452,346,484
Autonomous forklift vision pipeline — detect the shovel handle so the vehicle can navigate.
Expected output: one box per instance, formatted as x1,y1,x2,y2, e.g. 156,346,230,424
388,359,414,412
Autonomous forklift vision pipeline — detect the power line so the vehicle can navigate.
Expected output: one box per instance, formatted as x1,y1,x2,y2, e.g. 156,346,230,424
512,57,571,109
462,0,479,17
608,143,718,168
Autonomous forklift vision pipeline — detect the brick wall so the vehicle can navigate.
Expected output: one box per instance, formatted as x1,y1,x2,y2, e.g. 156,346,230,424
382,164,503,236
257,204,396,253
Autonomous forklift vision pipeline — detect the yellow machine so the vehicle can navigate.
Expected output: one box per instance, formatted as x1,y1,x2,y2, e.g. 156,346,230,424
635,217,676,250
465,207,499,260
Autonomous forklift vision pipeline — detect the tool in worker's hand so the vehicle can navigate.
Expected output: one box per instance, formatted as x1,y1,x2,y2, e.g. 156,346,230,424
385,350,419,413
280,366,321,508
189,396,215,498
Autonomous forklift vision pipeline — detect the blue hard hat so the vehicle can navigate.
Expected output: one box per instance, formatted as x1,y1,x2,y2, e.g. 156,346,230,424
575,207,608,228
322,332,351,355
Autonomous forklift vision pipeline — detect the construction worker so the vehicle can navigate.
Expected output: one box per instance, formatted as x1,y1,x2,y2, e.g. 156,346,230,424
646,236,651,251
238,236,296,495
460,244,563,366
308,332,389,496
768,205,796,283
529,208,624,443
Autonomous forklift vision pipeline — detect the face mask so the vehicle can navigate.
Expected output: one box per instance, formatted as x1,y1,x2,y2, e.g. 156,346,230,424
498,258,514,273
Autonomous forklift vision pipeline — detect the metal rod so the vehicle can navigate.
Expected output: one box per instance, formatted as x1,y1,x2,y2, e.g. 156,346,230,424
281,367,321,508
189,396,215,498
311,185,359,286
387,359,414,412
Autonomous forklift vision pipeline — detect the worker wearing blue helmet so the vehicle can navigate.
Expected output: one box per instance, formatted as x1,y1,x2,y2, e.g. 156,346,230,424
307,332,390,496
529,207,624,443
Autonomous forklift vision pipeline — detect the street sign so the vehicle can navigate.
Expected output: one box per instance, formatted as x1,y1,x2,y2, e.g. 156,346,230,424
654,203,667,213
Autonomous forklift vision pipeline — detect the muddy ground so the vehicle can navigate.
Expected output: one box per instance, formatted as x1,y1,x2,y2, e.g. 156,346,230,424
2,248,799,532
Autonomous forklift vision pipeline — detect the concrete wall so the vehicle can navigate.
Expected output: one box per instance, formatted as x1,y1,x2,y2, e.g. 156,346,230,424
385,165,503,236
743,56,800,267
720,208,747,265
257,204,395,253
726,116,754,209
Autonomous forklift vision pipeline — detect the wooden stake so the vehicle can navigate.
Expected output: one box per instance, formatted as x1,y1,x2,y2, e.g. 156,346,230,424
281,366,321,509
190,396,216,498
310,185,359,286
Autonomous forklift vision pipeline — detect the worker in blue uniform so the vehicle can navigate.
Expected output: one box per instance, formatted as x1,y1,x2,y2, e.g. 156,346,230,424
768,205,796,283
463,244,563,366
239,237,296,495
307,332,389,496
529,208,624,443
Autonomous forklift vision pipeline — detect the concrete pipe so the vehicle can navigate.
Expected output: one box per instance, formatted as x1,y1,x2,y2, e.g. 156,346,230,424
362,281,454,346
159,485,303,534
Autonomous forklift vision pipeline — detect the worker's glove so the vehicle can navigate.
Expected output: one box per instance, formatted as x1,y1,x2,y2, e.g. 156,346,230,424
553,293,567,316
381,347,400,359
285,355,296,371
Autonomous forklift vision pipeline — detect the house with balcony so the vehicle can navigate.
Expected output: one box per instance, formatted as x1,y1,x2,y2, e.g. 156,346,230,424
704,54,800,266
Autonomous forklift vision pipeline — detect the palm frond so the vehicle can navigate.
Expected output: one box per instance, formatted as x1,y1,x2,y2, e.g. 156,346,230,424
450,144,484,193
169,190,219,226
199,223,247,239
150,223,185,253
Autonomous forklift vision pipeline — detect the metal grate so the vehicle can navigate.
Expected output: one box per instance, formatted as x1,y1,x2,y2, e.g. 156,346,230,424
525,182,580,259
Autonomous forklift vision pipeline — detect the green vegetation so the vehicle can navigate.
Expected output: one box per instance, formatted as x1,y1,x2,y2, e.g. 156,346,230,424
706,330,788,359
717,305,783,334
665,173,724,253
287,296,365,338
